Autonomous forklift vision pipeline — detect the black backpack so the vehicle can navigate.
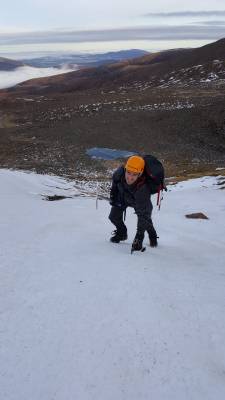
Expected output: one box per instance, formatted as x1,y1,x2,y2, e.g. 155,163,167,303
143,154,167,208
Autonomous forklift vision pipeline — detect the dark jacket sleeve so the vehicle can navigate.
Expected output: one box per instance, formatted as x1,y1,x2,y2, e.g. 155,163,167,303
134,184,154,235
109,180,118,205
109,167,125,207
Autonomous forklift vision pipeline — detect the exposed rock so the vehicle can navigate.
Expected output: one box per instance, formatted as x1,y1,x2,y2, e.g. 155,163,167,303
185,213,209,220
43,195,71,201
217,179,225,185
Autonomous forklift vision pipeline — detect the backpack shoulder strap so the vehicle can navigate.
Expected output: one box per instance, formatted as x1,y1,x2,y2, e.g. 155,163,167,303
135,174,147,190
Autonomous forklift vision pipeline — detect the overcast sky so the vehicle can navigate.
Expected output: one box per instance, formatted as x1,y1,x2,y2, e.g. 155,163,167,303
1,0,225,57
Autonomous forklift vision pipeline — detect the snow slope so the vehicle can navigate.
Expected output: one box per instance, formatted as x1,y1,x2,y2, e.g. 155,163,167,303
0,169,225,400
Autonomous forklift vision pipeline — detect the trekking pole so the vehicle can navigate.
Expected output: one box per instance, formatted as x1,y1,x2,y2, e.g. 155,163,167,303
157,184,167,210
96,183,99,210
158,191,163,210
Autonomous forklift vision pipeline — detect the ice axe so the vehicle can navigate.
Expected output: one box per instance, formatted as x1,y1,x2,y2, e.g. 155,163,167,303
131,246,146,255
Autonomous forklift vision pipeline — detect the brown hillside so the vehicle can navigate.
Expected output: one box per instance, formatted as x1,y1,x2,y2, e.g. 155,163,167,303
3,38,225,96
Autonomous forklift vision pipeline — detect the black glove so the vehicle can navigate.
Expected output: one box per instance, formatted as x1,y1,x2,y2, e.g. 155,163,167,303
109,194,122,208
109,198,116,206
109,200,123,208
131,233,144,253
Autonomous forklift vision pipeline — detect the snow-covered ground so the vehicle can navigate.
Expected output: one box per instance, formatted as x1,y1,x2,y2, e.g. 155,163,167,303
0,168,225,400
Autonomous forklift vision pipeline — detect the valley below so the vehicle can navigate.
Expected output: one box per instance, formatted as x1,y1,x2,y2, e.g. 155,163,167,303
1,40,225,181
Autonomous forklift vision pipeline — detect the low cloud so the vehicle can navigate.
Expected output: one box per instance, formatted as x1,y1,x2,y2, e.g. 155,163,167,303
0,25,225,47
193,20,225,26
143,10,225,18
0,65,78,89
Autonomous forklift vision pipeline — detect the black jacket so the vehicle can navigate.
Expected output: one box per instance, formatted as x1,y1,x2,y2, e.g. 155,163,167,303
110,166,154,235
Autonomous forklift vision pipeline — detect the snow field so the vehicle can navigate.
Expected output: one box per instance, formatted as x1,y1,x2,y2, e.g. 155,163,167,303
0,169,225,400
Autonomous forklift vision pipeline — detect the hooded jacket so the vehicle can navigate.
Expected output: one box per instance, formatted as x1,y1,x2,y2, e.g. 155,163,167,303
110,166,154,235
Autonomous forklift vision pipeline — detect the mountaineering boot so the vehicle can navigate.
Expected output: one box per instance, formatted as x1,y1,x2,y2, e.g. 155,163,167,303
110,225,127,243
148,230,158,247
131,232,144,252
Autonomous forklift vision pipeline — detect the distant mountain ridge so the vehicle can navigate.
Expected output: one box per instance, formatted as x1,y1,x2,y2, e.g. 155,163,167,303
21,49,149,68
6,38,225,95
0,57,24,71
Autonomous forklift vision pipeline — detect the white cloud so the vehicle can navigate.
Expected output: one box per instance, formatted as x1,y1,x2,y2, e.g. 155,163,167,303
1,3,225,56
143,10,225,17
0,65,78,89
0,39,213,58
0,25,225,47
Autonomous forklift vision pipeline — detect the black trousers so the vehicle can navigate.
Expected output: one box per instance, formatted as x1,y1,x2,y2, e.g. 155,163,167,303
109,206,127,231
109,205,156,237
